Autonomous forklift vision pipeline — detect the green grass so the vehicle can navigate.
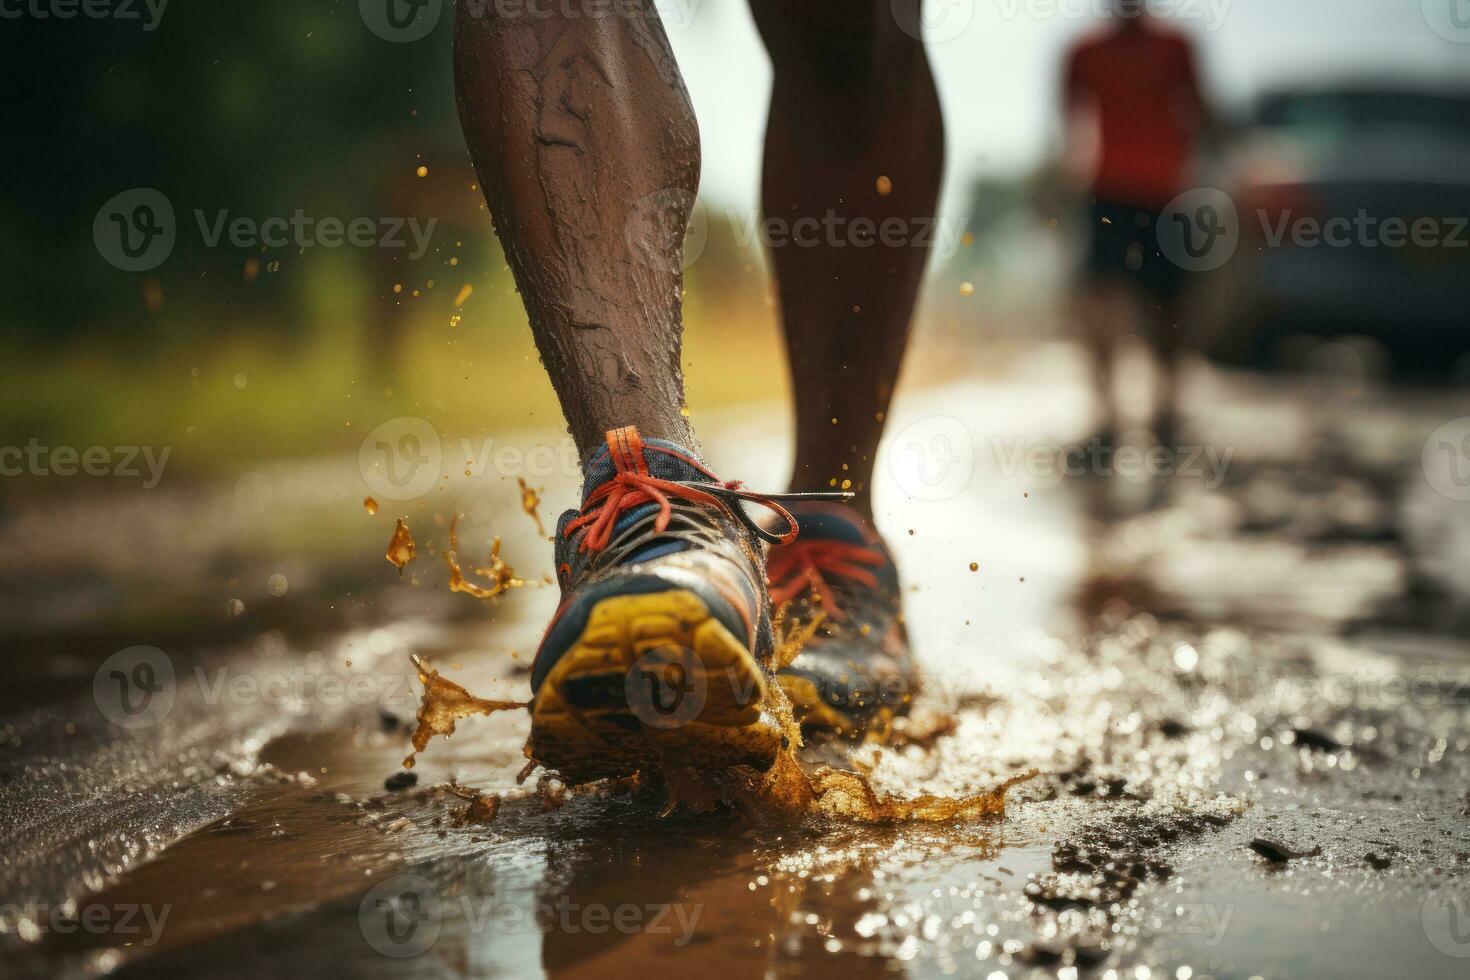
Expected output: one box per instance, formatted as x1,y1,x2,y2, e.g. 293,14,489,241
3,253,791,480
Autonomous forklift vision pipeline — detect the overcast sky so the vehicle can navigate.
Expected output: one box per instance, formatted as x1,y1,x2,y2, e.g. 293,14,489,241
667,0,1470,219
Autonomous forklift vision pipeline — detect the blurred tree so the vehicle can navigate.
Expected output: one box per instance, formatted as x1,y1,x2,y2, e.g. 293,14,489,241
2,0,490,355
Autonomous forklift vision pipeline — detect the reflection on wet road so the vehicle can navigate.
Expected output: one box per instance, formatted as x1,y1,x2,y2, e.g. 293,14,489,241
3,361,1469,979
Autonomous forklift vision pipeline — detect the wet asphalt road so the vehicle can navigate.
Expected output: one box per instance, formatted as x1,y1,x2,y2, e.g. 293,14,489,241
2,358,1469,979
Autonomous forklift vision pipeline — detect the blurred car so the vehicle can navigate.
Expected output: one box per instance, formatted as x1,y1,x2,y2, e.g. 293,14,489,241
1194,82,1470,380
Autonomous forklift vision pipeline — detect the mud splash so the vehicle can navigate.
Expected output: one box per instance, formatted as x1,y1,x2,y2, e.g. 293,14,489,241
443,515,526,600
447,784,503,826
402,653,528,770
808,766,1037,823
385,517,415,575
772,606,826,671
709,743,1036,827
402,652,1033,828
517,477,546,536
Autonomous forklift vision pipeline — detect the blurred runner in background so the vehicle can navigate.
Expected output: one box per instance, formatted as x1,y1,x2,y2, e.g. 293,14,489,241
1063,0,1211,455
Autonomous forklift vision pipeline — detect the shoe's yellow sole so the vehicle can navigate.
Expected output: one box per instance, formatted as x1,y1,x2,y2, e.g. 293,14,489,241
529,589,785,783
775,673,862,734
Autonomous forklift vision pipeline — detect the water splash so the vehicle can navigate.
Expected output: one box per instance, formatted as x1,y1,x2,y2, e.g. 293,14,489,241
402,653,528,770
443,515,525,601
385,518,415,576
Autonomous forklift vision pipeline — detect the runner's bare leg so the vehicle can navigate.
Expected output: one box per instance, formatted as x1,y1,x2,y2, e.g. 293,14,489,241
1080,280,1130,445
751,0,945,519
454,1,699,456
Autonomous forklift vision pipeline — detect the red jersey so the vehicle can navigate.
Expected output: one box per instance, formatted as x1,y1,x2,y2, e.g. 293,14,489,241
1064,23,1206,209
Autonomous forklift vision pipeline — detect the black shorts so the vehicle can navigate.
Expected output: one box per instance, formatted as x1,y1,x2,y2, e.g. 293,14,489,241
1083,198,1185,304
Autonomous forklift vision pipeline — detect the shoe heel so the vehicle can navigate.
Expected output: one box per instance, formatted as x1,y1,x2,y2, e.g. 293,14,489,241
530,589,783,782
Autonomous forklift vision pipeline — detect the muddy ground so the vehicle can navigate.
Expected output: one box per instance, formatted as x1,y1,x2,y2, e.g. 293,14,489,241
2,362,1469,978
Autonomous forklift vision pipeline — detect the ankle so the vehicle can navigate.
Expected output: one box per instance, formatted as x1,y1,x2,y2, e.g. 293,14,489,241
568,413,696,463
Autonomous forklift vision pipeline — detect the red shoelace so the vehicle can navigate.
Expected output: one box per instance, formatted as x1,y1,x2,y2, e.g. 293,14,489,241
564,427,847,554
767,538,886,620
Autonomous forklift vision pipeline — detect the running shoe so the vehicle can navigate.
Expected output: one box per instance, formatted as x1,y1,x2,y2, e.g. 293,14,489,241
766,502,915,736
527,425,846,782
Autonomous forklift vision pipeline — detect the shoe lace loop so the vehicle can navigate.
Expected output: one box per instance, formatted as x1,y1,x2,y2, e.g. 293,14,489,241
767,539,886,620
564,426,850,554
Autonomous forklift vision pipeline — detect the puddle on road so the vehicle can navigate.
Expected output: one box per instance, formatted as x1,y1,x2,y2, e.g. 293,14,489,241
21,583,1469,979
12,412,1470,979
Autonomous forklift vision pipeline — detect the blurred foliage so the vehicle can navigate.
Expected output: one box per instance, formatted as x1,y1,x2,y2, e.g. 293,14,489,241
4,1,480,337
0,2,800,472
